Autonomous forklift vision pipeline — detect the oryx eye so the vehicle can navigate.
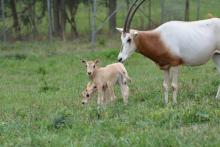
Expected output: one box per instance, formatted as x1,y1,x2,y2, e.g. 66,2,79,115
127,38,131,43
93,65,95,68
93,86,97,89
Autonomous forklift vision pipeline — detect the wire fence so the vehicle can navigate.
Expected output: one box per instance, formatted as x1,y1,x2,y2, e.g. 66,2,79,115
0,0,220,43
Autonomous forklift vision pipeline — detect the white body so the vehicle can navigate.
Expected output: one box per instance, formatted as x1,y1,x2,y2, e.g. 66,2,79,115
156,18,220,65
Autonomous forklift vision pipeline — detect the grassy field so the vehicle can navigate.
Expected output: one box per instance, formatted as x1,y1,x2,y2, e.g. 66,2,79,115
0,39,220,146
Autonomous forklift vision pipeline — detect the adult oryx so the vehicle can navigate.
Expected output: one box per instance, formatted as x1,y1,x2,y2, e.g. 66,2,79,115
116,0,220,104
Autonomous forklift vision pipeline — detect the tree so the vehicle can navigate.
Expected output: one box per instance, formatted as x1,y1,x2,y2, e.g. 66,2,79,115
107,0,117,33
28,0,38,37
53,0,66,40
185,0,190,21
66,0,80,37
10,0,20,34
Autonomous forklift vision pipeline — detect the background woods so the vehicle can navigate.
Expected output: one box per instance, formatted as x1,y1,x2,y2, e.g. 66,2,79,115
0,0,220,42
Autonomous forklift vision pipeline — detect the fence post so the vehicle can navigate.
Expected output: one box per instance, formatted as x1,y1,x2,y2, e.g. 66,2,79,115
1,0,6,42
196,0,200,20
91,0,96,45
47,0,52,41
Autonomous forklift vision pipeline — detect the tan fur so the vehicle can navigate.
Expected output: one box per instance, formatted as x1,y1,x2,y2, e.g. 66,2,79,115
82,82,96,104
82,81,109,104
82,60,130,105
134,31,183,70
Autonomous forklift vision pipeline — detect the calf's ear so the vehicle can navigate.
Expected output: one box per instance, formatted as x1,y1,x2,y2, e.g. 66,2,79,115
95,59,100,65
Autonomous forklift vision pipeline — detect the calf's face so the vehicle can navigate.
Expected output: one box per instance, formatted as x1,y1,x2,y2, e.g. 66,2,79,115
81,59,99,76
82,82,97,104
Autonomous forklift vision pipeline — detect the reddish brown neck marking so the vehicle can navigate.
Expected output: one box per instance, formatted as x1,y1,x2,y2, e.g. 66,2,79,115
134,31,183,70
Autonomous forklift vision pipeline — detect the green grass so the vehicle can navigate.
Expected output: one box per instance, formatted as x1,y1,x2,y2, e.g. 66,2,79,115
0,40,220,146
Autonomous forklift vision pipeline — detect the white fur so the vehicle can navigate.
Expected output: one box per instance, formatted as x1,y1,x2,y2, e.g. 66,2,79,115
118,18,220,64
156,18,220,65
117,28,138,62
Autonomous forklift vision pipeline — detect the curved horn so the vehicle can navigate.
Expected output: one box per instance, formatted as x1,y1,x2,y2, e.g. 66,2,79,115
123,0,139,33
127,0,145,32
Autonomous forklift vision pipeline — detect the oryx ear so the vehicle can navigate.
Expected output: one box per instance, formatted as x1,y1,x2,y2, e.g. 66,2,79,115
116,28,123,33
94,59,100,65
80,59,86,64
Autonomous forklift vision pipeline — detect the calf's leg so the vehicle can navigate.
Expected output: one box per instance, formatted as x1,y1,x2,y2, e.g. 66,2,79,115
97,86,104,105
119,74,129,104
107,84,116,102
120,84,129,104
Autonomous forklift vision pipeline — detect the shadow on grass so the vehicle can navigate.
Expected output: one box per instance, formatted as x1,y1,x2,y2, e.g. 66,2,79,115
37,66,60,93
1,54,27,60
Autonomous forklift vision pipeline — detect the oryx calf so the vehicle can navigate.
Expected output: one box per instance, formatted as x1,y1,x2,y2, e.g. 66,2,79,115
81,60,131,105
82,82,97,104
81,81,110,104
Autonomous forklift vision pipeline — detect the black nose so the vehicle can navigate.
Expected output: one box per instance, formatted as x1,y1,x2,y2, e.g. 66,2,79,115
118,58,122,63
86,94,89,97
82,102,85,105
88,72,91,75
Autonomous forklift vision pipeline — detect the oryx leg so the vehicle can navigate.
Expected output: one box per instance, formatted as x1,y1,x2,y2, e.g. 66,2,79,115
216,86,220,99
171,66,179,104
212,53,220,99
163,69,170,104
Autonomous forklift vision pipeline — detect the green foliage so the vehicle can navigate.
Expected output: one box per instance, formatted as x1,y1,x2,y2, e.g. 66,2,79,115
2,0,220,40
0,40,220,146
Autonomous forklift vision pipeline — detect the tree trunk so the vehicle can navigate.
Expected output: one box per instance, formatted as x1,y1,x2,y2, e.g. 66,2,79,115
47,0,53,40
53,0,66,40
185,0,190,21
108,0,116,33
10,0,20,34
30,0,38,37
0,0,2,16
60,0,66,41
53,0,60,36
1,0,6,42
67,0,79,37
